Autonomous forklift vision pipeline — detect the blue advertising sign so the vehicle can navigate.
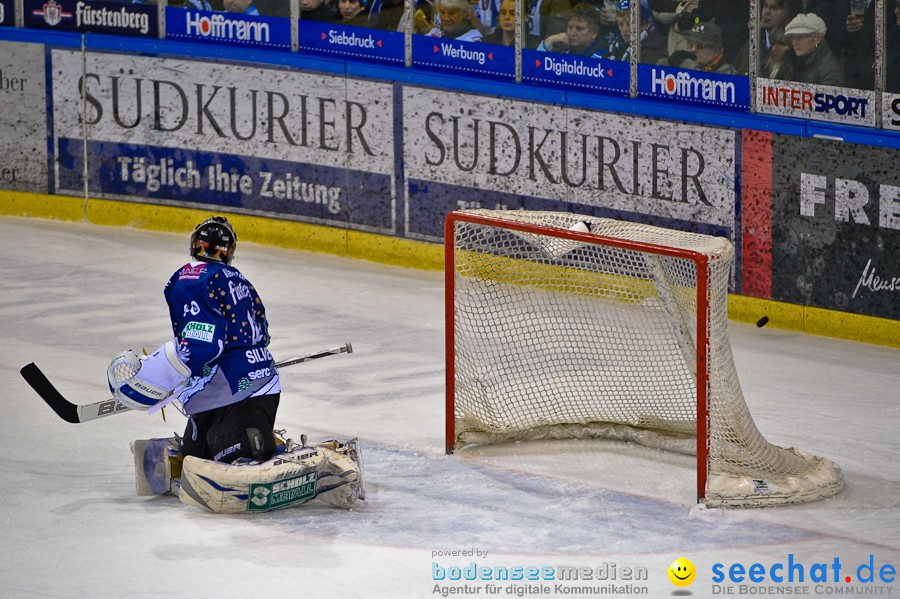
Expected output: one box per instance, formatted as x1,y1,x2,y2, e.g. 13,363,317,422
0,0,14,27
55,138,394,232
23,0,157,37
411,35,515,80
299,20,404,64
166,7,291,51
521,49,629,95
637,63,750,111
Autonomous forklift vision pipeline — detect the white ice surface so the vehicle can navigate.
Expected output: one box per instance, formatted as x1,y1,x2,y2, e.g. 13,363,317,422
1,217,898,598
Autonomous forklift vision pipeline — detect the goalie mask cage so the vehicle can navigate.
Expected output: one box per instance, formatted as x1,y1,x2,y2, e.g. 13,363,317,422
444,210,843,507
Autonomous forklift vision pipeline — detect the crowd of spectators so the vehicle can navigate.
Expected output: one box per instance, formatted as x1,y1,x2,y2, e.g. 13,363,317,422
120,0,900,92
125,0,288,16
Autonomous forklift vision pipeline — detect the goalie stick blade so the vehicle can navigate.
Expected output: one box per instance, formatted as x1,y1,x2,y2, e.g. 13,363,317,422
20,363,130,424
20,362,80,423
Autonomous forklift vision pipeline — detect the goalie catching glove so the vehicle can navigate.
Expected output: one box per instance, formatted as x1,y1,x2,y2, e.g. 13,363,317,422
108,341,191,411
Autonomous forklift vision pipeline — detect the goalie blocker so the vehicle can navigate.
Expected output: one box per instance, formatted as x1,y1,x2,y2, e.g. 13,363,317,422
132,436,365,513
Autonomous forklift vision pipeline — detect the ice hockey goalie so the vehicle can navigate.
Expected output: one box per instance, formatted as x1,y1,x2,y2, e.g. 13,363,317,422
131,434,365,513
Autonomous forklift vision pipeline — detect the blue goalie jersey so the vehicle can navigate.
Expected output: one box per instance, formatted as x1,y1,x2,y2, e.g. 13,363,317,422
164,260,280,415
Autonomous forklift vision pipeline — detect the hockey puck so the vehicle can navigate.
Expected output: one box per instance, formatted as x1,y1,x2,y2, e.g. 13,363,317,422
756,316,769,328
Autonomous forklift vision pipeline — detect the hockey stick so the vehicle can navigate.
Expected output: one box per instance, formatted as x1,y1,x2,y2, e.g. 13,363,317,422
20,343,353,424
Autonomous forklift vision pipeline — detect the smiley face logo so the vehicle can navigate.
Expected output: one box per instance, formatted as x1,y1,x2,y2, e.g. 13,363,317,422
668,557,696,587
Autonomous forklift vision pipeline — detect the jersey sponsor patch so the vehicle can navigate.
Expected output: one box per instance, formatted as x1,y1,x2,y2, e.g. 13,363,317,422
178,264,207,280
182,321,216,343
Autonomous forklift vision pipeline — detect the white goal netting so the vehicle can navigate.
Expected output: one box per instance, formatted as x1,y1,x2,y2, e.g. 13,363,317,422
447,209,843,507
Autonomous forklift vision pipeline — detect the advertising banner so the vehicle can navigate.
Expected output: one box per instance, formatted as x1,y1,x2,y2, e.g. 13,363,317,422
521,49,629,94
403,86,736,240
51,50,396,233
165,8,291,51
757,77,876,128
0,41,48,192
299,20,404,64
771,135,900,320
411,35,515,80
0,0,14,26
882,93,900,132
24,0,158,37
638,64,750,111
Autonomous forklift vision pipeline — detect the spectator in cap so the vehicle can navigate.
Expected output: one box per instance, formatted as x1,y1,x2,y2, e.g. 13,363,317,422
785,12,845,86
650,0,719,59
658,21,738,73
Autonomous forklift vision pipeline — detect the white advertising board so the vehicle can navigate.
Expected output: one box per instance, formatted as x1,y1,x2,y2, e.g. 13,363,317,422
50,49,397,231
403,86,737,230
883,93,900,132
756,78,877,128
51,49,395,174
0,41,48,192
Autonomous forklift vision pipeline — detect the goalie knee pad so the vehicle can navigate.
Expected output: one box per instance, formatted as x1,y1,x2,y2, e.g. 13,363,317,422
205,406,278,463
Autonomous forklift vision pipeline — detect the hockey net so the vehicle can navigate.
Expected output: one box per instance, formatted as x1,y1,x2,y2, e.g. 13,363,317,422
445,209,843,507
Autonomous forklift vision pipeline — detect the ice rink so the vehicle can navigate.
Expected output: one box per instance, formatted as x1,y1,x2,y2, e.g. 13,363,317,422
1,216,898,598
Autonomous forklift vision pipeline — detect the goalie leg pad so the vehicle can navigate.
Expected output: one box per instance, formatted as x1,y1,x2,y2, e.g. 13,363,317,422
178,439,365,514
131,437,182,496
314,439,366,508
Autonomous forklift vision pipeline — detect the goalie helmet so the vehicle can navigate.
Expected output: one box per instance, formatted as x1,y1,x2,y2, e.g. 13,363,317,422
190,216,237,265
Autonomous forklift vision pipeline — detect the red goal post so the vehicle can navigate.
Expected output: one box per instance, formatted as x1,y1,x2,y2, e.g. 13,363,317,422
444,209,843,507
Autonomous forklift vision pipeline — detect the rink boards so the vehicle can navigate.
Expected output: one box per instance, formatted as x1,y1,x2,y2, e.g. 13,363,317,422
1,38,899,328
